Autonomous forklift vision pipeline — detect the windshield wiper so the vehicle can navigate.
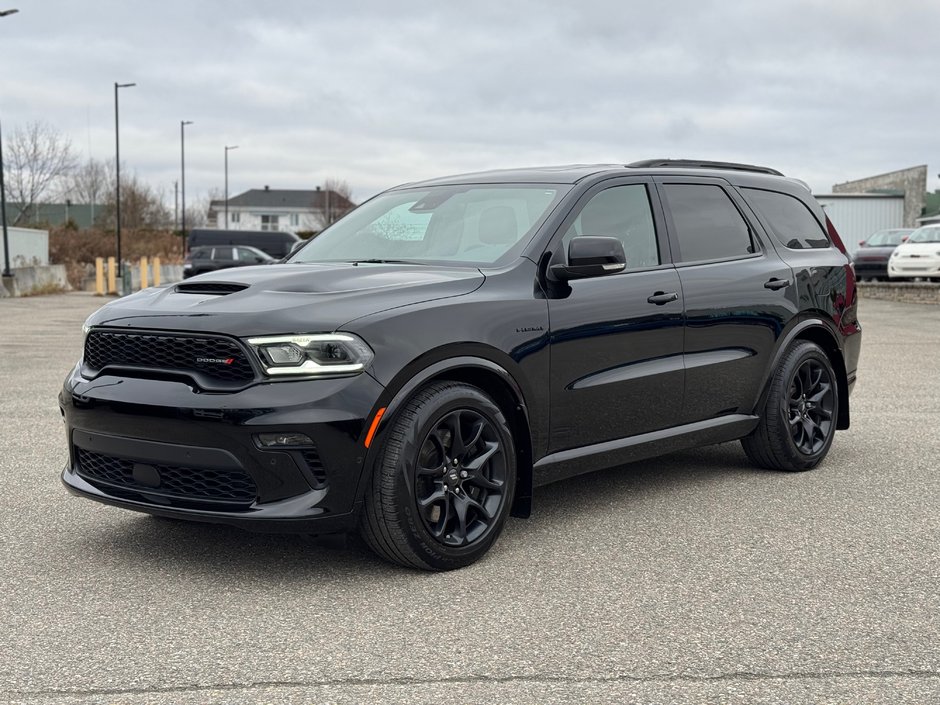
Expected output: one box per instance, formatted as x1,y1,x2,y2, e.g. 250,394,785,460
347,259,425,266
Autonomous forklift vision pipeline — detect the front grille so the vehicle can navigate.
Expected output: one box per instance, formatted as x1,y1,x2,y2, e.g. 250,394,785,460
75,448,257,504
84,330,255,383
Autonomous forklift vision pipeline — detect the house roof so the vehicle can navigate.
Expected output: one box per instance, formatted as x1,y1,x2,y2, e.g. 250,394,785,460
220,188,354,210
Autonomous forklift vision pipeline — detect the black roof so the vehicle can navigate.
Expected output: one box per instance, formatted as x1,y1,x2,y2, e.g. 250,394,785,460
395,160,788,189
219,188,354,210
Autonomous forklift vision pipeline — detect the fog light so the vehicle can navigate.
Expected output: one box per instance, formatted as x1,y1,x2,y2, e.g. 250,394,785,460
257,432,314,447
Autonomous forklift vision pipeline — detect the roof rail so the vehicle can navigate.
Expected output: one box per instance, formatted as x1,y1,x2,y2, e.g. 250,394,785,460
626,159,784,176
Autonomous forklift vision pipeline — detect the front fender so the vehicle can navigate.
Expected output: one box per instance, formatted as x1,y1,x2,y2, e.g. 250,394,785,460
355,352,534,518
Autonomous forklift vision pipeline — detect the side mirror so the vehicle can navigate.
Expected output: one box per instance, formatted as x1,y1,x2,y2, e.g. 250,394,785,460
288,240,305,255
858,240,866,247
550,236,626,281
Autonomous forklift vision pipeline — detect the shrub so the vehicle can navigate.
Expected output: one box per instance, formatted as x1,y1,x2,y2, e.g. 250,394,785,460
49,227,185,288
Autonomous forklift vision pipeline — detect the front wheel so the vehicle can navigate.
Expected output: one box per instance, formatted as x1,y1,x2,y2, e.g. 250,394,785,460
360,381,516,570
742,341,839,472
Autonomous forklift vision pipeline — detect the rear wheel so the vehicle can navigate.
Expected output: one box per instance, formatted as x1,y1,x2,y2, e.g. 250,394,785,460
359,381,516,570
742,341,838,471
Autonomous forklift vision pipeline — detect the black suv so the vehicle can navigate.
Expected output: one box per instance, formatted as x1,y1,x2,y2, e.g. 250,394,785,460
182,245,275,278
61,160,861,570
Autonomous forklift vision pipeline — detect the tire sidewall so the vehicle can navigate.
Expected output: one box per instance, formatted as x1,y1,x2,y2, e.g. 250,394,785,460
384,385,516,570
773,343,838,470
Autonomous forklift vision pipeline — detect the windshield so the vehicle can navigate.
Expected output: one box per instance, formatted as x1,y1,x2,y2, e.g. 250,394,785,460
908,226,940,243
867,229,911,246
288,184,568,266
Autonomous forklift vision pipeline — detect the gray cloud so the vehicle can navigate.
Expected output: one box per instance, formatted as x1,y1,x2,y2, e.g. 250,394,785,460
2,0,939,204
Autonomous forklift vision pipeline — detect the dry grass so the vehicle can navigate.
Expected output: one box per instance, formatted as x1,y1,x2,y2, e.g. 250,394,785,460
20,281,68,297
49,228,185,288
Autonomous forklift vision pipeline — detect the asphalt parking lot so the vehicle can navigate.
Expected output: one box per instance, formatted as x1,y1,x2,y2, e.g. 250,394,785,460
0,293,937,705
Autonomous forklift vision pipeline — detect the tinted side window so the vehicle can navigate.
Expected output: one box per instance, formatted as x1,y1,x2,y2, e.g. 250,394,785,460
236,247,263,262
563,185,660,269
742,188,830,249
663,184,753,262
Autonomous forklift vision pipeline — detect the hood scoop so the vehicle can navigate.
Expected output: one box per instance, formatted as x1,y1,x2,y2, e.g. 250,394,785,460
175,282,248,295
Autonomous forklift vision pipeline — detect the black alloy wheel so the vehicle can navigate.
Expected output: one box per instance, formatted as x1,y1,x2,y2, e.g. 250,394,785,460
786,358,834,455
742,340,839,472
360,381,516,570
414,409,508,548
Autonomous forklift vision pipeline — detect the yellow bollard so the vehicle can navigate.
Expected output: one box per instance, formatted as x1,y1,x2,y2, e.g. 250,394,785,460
152,257,161,287
140,257,149,289
107,256,116,294
95,257,105,296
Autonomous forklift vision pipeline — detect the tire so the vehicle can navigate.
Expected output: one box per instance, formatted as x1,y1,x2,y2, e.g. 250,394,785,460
359,381,516,571
742,341,839,472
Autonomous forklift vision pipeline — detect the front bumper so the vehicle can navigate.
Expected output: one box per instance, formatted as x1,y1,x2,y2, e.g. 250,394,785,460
852,258,888,278
888,256,940,279
60,365,385,533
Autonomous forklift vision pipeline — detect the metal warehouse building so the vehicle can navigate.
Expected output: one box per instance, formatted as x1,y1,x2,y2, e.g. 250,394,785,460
813,165,927,256
814,194,904,255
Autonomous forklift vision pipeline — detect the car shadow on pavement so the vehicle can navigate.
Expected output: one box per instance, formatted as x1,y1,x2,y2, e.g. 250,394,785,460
72,441,773,580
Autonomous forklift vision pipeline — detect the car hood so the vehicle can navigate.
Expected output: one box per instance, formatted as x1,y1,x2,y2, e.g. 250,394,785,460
85,262,486,336
893,242,940,256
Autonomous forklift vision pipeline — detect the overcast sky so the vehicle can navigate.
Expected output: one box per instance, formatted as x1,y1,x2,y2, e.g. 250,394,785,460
2,0,939,205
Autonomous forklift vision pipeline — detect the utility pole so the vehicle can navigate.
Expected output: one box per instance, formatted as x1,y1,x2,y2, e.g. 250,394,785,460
224,145,238,229
1,120,12,279
114,81,136,292
174,180,179,232
180,120,193,254
1,9,20,285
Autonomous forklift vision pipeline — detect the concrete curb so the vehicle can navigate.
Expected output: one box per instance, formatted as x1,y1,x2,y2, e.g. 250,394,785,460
857,281,940,305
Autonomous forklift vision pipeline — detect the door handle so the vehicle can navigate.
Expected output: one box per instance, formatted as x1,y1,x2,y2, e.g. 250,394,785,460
764,278,790,291
647,291,679,305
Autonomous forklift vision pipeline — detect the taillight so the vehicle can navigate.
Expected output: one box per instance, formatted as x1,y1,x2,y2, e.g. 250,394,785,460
825,215,849,255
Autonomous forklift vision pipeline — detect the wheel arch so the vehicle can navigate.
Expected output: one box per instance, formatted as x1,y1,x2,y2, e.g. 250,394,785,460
754,318,850,430
360,355,534,519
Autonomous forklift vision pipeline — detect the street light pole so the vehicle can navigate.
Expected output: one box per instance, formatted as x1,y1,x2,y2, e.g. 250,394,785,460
114,81,136,292
1,9,20,282
180,120,193,254
1,120,12,278
224,145,238,229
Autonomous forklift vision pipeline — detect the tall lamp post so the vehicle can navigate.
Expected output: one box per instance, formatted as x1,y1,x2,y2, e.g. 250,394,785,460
1,120,12,279
1,8,20,284
114,81,136,291
180,120,193,254
224,145,238,229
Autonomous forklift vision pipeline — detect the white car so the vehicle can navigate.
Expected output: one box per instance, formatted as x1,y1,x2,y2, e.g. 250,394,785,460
888,225,940,281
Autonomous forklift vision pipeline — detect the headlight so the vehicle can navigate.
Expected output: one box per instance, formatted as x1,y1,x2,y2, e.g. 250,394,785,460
245,333,373,377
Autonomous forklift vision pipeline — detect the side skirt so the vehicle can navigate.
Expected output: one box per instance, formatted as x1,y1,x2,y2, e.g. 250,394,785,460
533,414,760,487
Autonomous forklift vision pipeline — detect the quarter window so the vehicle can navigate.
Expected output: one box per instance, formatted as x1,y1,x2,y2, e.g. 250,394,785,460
742,188,830,249
563,185,660,269
663,184,754,262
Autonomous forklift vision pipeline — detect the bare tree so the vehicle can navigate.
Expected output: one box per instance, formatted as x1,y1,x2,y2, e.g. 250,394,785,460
323,177,352,202
63,157,111,206
3,121,77,225
94,168,172,230
315,177,355,230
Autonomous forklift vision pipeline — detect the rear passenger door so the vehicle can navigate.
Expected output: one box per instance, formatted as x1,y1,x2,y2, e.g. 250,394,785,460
655,177,799,424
